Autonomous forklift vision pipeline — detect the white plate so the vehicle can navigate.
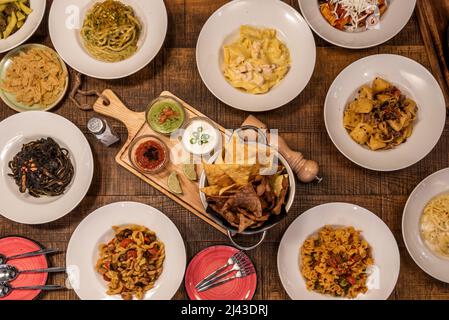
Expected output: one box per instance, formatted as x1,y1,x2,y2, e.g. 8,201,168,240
0,0,46,53
402,168,449,283
49,0,167,79
0,111,93,224
66,202,186,300
324,54,446,171
278,202,400,300
298,0,416,49
196,0,316,112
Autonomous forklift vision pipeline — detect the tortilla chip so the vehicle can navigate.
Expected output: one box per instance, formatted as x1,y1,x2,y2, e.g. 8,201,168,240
218,164,254,185
238,213,255,233
219,184,238,196
201,185,222,196
202,163,234,187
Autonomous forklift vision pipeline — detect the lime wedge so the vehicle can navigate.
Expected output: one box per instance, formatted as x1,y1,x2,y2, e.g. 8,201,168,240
182,163,197,181
168,172,183,195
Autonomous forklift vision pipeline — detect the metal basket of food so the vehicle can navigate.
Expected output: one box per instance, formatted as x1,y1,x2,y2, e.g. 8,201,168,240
199,127,295,250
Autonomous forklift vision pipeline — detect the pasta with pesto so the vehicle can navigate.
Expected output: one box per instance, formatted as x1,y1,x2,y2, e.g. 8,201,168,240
343,77,418,151
80,0,141,62
300,226,374,298
96,225,165,300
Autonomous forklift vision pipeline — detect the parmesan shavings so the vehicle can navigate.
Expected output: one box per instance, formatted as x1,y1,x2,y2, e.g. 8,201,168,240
329,0,379,31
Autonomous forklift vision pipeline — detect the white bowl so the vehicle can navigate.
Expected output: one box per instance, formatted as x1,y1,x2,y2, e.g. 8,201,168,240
0,111,94,224
196,0,316,112
66,202,186,300
49,0,167,79
278,202,400,300
0,0,46,53
298,0,416,49
324,54,446,171
402,168,449,283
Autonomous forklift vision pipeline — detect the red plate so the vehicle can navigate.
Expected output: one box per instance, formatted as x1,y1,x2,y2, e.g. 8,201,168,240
0,236,48,300
185,245,257,300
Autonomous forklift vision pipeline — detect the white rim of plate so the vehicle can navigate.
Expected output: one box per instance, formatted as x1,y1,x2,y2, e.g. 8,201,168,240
0,111,94,224
298,0,416,49
48,0,167,79
277,202,400,300
402,168,449,283
324,54,446,172
196,0,316,112
66,201,186,300
0,0,46,53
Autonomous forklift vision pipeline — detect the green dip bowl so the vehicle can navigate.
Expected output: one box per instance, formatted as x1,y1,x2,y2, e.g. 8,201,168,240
146,95,186,135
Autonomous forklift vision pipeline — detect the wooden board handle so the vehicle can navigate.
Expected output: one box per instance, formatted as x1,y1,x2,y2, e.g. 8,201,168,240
93,89,146,141
242,115,321,183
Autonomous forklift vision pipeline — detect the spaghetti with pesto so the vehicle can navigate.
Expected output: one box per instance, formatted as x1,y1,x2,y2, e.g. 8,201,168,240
80,0,141,62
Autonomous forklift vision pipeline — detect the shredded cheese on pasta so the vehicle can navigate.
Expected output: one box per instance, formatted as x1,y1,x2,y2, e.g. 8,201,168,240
329,0,378,30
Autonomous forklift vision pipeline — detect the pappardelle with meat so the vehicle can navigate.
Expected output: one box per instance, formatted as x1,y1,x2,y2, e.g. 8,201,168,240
301,226,374,298
96,225,165,300
343,77,418,151
222,25,291,94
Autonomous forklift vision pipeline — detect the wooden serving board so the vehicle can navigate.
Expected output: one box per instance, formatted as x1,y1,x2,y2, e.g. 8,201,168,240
416,0,449,108
93,90,228,234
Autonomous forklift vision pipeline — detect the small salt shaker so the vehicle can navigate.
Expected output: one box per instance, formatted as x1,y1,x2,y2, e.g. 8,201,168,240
87,117,120,147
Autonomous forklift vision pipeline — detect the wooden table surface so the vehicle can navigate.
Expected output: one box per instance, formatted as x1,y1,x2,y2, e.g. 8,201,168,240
1,0,448,300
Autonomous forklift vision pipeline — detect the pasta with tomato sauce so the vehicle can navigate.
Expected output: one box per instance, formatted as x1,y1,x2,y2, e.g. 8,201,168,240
96,225,165,300
300,226,374,298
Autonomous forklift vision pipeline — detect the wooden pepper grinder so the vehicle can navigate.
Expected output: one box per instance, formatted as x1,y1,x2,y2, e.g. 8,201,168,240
241,115,322,183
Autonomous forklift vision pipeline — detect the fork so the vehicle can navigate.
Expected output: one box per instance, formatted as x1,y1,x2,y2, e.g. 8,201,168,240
198,263,256,292
195,251,246,289
197,256,253,290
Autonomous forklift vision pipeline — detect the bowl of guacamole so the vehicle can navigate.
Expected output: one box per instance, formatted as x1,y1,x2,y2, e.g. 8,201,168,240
146,96,186,135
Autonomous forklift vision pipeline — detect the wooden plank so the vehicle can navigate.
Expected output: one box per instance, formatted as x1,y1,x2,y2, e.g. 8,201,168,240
93,90,228,234
416,0,449,107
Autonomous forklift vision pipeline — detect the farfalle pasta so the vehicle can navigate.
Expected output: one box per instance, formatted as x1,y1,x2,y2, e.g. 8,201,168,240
96,225,165,300
343,77,418,151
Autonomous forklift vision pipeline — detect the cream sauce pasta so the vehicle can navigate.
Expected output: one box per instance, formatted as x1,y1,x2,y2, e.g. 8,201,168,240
420,194,449,258
222,25,290,94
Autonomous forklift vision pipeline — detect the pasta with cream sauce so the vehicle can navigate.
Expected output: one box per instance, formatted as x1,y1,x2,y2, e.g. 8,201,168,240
420,194,449,258
222,25,290,94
